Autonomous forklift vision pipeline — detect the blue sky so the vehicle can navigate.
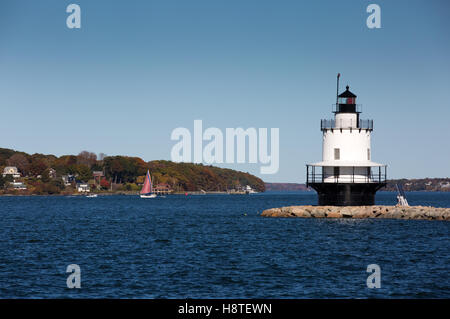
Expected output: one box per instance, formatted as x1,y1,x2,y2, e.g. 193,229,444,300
0,0,449,182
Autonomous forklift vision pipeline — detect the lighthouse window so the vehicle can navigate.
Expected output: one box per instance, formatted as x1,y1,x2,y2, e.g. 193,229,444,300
346,97,355,104
367,148,371,160
338,97,355,104
334,148,340,160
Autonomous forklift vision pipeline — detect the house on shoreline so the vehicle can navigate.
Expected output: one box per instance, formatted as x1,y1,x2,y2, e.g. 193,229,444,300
153,183,173,195
11,181,27,190
76,183,90,193
2,166,21,178
62,175,75,186
92,171,104,184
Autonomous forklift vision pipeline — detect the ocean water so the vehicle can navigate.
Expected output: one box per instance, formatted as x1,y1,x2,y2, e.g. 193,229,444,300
0,191,448,298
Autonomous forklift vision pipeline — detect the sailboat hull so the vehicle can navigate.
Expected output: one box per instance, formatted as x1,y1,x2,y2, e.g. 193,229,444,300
140,194,157,199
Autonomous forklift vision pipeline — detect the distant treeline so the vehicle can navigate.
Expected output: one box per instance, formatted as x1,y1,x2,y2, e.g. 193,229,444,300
266,179,450,192
385,178,450,192
0,148,265,194
265,183,309,191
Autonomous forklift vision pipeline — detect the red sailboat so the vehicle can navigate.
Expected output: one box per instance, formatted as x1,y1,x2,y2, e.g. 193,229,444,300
140,170,156,198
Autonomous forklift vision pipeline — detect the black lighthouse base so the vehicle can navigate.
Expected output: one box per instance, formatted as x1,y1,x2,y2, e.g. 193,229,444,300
308,182,386,206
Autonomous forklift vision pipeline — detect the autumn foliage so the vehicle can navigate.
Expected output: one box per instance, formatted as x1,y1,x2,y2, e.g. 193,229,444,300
0,148,266,194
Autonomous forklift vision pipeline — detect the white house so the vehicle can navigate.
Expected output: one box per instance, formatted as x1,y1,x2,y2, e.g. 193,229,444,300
11,181,27,190
48,168,57,179
77,183,90,193
2,166,21,178
62,174,75,186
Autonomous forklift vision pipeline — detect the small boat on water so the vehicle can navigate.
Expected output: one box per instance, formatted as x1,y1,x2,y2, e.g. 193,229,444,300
140,170,157,199
245,185,258,194
86,194,98,198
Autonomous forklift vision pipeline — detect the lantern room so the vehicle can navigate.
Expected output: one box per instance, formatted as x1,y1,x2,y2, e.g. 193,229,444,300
335,85,358,113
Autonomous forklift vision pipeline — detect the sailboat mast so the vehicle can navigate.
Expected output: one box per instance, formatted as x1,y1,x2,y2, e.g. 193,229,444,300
149,171,153,193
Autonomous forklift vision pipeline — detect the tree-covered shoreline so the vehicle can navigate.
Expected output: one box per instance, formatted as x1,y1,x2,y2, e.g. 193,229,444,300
0,148,265,195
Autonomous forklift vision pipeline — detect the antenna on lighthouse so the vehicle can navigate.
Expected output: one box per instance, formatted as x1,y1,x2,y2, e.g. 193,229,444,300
336,73,340,105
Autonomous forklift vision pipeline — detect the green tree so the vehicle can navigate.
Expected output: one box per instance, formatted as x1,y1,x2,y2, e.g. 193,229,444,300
41,169,50,183
77,165,92,182
29,159,48,177
50,179,65,191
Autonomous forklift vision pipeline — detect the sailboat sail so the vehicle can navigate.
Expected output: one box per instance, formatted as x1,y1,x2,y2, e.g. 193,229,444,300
140,170,152,194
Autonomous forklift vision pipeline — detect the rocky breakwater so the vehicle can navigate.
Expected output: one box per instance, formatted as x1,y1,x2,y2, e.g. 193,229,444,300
261,205,450,221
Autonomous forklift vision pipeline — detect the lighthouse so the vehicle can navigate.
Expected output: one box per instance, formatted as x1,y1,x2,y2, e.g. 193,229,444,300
306,75,387,206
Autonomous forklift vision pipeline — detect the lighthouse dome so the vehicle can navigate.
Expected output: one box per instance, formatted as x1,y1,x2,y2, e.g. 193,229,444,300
338,85,357,98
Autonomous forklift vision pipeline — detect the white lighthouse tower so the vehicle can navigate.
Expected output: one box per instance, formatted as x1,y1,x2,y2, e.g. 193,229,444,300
306,75,387,206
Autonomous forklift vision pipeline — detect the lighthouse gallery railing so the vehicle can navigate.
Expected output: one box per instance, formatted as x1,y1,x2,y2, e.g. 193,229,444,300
306,165,387,185
332,104,362,113
321,119,373,130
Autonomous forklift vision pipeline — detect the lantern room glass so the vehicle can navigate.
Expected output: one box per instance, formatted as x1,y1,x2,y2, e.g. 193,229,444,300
338,97,356,104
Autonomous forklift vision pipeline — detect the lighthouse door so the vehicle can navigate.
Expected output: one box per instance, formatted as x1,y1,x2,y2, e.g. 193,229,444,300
334,167,340,183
